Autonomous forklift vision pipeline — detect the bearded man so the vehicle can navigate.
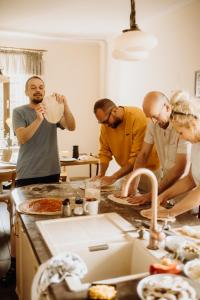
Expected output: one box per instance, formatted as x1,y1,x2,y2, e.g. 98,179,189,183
13,76,75,187
93,98,159,187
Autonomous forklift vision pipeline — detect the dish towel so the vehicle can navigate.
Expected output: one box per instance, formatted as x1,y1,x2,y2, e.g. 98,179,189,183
31,252,87,300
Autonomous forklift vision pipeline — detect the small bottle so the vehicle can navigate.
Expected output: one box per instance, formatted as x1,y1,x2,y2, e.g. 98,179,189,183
72,145,79,159
62,198,72,217
73,197,84,216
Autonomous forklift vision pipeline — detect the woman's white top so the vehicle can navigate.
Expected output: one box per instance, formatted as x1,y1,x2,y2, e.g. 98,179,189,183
191,142,200,185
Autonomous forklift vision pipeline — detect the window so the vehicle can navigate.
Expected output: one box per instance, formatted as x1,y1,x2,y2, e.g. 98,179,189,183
0,47,44,146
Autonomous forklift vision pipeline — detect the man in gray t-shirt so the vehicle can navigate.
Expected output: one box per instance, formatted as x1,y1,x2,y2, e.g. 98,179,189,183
12,76,76,187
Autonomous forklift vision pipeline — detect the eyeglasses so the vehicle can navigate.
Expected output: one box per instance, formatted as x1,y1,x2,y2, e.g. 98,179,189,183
170,110,198,120
99,109,113,124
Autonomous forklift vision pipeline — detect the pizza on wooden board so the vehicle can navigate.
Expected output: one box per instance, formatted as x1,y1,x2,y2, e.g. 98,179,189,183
18,198,62,215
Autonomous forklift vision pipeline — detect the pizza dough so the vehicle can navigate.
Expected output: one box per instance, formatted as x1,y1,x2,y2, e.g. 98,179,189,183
107,194,138,206
43,96,64,123
80,184,116,192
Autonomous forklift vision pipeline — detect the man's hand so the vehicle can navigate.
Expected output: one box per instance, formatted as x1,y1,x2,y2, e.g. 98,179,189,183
100,176,116,186
35,105,45,122
158,193,169,206
127,192,151,205
92,175,103,181
52,92,66,105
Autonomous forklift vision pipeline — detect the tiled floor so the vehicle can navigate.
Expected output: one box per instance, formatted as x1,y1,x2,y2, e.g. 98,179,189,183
0,203,18,300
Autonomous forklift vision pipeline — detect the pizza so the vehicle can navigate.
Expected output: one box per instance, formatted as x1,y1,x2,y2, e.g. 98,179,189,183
18,198,62,215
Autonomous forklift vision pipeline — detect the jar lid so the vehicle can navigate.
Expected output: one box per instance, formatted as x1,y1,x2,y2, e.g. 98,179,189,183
62,198,70,205
75,198,83,205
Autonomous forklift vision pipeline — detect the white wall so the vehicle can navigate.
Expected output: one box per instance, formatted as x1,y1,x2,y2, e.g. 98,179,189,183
106,0,200,107
104,0,200,174
0,35,103,177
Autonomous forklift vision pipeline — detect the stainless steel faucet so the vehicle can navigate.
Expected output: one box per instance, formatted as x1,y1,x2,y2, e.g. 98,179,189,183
121,168,165,250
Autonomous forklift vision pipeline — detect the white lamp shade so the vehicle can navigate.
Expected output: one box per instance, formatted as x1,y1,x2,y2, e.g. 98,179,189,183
112,49,149,61
114,30,158,51
112,30,158,61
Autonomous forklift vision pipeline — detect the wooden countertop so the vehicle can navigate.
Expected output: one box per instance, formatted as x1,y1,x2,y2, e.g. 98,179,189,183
11,183,200,300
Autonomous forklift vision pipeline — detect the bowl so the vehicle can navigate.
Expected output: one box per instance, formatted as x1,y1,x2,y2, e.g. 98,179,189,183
165,235,187,253
137,274,200,300
184,259,200,283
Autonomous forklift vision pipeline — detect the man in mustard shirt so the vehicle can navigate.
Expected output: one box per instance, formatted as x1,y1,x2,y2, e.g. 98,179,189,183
93,98,159,187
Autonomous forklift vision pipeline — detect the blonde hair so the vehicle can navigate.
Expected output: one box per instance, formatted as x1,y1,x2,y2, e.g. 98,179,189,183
170,90,200,128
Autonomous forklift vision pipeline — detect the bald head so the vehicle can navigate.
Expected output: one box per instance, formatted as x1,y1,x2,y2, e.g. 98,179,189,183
143,91,168,117
143,91,171,128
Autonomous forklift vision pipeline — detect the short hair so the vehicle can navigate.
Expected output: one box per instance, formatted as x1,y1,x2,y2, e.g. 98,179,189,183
25,76,44,91
93,98,117,114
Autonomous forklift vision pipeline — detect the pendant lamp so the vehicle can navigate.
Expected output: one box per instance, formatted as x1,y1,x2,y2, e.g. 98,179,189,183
112,0,158,61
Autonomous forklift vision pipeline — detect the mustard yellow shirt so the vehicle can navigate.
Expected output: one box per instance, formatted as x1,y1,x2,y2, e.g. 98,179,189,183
99,106,159,170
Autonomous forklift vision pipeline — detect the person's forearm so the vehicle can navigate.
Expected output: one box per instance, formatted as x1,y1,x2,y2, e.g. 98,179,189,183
160,174,196,201
170,185,200,217
158,165,187,194
112,163,133,181
128,152,149,193
16,118,43,144
99,162,109,177
62,103,76,130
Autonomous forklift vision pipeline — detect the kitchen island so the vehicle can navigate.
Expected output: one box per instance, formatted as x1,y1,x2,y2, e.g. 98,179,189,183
12,182,200,300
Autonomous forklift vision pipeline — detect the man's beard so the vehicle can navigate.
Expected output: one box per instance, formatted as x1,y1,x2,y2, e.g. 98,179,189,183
110,117,122,128
31,97,43,104
158,121,169,129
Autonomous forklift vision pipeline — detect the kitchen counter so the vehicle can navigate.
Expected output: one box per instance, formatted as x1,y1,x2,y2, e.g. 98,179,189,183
12,182,200,300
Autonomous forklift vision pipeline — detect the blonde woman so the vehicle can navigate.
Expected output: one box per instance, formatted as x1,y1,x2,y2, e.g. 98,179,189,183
141,91,200,219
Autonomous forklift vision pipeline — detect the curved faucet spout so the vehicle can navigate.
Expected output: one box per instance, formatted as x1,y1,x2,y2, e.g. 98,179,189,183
122,168,163,250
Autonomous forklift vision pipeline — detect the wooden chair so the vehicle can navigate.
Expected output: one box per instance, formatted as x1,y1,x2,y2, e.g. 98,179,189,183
0,168,16,230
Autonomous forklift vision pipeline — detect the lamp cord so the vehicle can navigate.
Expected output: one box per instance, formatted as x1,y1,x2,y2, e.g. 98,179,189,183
130,0,139,30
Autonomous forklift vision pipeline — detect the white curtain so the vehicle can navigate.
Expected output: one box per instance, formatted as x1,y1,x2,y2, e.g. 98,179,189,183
0,49,43,75
0,48,44,145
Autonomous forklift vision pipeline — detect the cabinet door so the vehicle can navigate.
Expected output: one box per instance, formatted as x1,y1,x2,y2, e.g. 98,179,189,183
15,216,23,300
21,224,39,300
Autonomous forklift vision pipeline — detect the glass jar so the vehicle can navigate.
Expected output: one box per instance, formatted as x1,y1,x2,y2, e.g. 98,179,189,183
62,198,72,217
73,197,84,216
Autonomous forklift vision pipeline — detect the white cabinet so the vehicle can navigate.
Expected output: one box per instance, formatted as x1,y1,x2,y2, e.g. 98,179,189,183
15,215,39,300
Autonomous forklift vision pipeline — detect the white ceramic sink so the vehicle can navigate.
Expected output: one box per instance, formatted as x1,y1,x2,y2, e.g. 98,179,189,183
36,213,165,291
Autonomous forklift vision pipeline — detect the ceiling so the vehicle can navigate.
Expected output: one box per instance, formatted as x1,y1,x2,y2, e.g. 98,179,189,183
0,0,194,39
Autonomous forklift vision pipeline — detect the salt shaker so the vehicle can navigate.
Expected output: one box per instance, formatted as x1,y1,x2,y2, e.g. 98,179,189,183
73,197,84,216
62,198,72,217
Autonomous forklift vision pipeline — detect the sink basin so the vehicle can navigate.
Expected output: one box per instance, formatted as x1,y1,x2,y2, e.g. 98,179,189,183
36,213,165,291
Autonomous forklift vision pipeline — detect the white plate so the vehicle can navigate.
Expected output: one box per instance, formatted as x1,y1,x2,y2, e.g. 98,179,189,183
17,198,63,215
137,274,200,300
60,158,77,162
43,95,64,124
172,226,200,243
165,235,187,252
184,259,200,283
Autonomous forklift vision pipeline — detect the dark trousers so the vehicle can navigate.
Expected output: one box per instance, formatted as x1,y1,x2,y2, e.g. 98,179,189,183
15,174,60,187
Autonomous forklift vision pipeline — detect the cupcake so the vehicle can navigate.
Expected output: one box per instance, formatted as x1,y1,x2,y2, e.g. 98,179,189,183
88,284,117,300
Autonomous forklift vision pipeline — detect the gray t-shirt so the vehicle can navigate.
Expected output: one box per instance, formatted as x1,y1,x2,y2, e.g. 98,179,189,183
144,121,191,175
13,105,63,180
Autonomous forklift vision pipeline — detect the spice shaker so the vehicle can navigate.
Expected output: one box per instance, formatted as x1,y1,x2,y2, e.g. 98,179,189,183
73,197,84,216
62,198,72,217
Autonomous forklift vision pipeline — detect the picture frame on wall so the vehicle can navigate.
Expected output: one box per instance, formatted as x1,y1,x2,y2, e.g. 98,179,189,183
195,70,200,97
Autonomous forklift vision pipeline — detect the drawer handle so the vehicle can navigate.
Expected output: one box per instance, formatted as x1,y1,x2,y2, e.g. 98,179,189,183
89,244,109,252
